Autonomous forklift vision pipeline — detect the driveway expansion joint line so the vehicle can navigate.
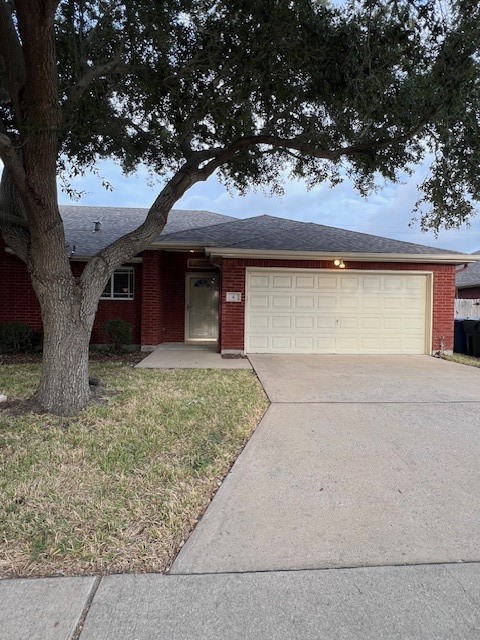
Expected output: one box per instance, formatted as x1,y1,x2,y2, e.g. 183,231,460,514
70,576,102,640
270,400,480,405
170,559,480,579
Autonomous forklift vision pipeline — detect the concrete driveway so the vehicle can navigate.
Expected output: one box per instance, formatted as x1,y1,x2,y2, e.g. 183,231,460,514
172,355,480,574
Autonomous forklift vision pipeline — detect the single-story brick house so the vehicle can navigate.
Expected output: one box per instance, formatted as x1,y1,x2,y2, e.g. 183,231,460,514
1,206,475,355
456,251,480,299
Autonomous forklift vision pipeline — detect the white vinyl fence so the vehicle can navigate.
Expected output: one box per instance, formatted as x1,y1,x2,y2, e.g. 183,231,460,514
455,298,480,319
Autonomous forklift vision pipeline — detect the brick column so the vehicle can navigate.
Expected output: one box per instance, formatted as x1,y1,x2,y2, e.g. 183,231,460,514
432,266,455,353
141,250,163,350
220,259,246,352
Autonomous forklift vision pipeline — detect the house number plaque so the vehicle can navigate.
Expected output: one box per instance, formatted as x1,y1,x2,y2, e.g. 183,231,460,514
226,292,242,302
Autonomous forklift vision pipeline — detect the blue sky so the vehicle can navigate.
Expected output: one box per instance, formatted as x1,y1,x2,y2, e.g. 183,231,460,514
58,159,480,253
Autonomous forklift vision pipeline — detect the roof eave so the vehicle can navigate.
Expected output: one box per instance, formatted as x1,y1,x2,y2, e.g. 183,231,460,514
150,241,207,251
204,247,478,265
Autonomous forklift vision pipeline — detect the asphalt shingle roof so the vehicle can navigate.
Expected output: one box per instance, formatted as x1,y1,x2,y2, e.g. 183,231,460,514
158,214,457,255
456,251,480,288
59,206,459,257
60,206,235,256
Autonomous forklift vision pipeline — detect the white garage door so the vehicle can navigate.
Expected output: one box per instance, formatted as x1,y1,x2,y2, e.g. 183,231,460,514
245,270,430,354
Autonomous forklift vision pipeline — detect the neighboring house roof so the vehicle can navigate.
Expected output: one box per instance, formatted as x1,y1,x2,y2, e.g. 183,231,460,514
56,206,472,263
60,206,235,257
456,251,480,288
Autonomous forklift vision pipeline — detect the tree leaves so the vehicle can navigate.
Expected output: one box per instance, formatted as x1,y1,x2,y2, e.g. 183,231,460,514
2,0,480,230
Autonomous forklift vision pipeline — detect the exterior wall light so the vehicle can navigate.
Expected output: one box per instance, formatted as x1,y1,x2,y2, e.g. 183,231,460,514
334,259,346,269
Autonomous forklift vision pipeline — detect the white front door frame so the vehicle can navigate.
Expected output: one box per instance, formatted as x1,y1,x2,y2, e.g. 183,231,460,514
185,272,219,342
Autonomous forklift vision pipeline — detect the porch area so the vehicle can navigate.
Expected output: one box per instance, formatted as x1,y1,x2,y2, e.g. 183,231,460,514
136,343,251,369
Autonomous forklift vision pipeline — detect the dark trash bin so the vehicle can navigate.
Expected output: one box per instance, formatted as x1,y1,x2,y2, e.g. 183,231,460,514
462,320,480,357
454,319,467,354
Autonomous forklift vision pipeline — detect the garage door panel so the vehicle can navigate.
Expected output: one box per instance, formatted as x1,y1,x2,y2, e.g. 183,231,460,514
318,297,338,310
384,298,403,309
248,336,269,350
317,336,337,350
361,317,382,330
295,316,315,329
316,276,337,289
317,317,336,329
295,275,315,288
363,298,381,309
340,297,359,309
272,296,292,309
339,317,358,329
249,275,270,288
405,298,425,310
383,317,403,329
295,296,315,309
406,276,426,290
272,316,292,329
340,277,360,290
271,336,291,349
246,271,428,355
249,315,269,328
383,338,403,350
338,337,358,350
360,337,382,350
250,294,269,309
362,277,382,291
272,275,293,288
294,336,314,349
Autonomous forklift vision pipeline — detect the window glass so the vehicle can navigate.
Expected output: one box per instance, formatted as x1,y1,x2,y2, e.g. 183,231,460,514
100,268,134,299
102,279,112,298
113,271,132,298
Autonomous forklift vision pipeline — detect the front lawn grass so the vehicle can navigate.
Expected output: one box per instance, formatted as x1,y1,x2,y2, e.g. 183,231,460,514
0,363,268,577
444,353,480,368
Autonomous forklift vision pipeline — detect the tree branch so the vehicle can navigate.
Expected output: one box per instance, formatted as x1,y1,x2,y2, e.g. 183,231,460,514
0,0,26,122
62,52,125,126
0,119,28,202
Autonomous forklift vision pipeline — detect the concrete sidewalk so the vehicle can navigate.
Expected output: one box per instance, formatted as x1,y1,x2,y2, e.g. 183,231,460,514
3,563,480,639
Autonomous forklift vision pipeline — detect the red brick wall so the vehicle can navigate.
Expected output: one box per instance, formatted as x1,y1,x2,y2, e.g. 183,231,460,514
141,251,163,345
220,259,456,353
163,252,189,342
457,286,480,299
0,236,42,330
0,234,142,344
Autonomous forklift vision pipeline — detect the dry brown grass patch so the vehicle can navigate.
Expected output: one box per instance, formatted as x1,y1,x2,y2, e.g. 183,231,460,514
0,363,268,577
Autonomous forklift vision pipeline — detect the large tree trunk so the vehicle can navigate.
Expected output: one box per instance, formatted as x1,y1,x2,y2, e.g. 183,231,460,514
0,166,101,416
33,293,94,415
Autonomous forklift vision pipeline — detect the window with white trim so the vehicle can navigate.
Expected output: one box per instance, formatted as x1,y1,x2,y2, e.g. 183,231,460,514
101,267,134,300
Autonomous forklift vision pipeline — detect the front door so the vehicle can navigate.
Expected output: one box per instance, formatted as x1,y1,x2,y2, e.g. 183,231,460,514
185,273,219,341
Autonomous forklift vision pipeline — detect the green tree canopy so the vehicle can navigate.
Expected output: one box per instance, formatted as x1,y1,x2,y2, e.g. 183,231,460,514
51,0,480,229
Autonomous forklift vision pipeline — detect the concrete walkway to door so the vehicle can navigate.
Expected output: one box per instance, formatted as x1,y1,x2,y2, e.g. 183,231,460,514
172,355,480,574
135,342,251,369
